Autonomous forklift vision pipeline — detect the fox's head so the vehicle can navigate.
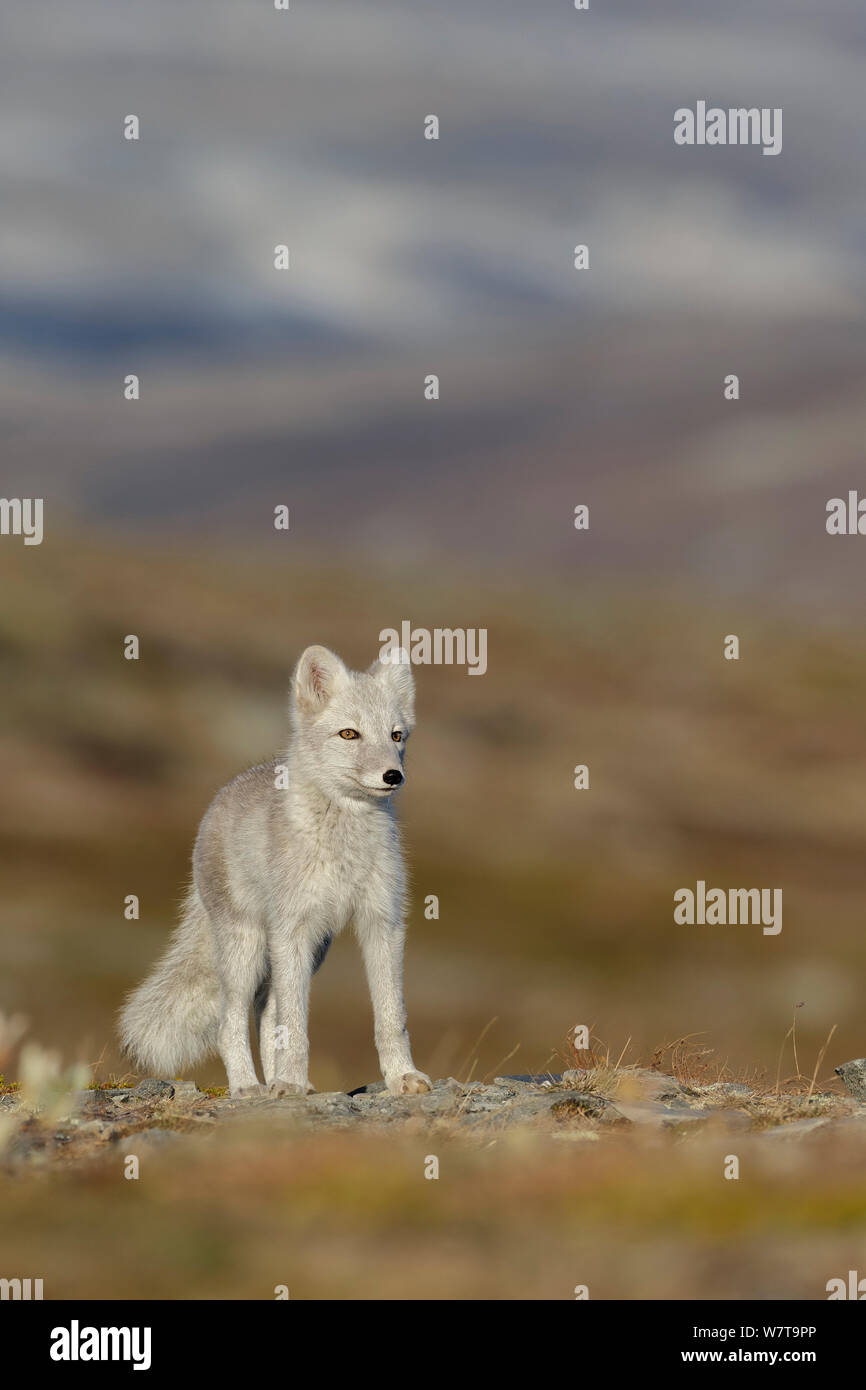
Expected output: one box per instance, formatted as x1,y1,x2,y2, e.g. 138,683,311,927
289,645,415,805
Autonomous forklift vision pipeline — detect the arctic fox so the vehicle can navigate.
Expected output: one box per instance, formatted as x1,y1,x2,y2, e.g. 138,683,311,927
119,645,431,1098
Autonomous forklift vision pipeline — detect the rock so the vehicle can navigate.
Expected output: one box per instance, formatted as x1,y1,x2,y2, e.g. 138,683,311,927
132,1079,176,1101
612,1100,710,1130
308,1092,356,1117
693,1082,755,1107
72,1088,131,1108
463,1085,511,1113
5,1067,858,1166
368,1097,414,1122
550,1093,629,1126
420,1086,464,1115
835,1059,866,1102
499,1073,562,1087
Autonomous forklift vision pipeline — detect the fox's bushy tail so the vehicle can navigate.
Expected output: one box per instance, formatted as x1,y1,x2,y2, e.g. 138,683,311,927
119,887,221,1075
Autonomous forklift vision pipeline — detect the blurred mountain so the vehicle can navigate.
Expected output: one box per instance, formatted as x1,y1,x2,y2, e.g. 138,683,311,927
1,0,864,605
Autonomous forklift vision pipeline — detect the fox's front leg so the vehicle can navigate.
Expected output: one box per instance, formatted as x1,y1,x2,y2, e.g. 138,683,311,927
267,931,316,1097
356,903,431,1097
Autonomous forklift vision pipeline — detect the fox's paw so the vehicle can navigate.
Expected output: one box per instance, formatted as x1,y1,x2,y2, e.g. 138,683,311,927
268,1080,315,1098
387,1071,432,1097
232,1083,267,1099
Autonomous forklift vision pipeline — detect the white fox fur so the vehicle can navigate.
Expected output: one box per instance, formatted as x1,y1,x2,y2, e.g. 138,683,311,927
119,645,431,1098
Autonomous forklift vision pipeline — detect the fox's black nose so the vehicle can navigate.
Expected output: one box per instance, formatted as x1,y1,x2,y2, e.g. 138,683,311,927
383,769,403,786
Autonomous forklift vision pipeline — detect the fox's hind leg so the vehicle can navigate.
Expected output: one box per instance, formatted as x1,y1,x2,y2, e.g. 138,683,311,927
212,915,268,1097
254,974,276,1086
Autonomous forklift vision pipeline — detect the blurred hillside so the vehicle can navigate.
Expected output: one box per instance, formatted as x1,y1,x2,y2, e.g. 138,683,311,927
2,0,865,602
1,531,865,1091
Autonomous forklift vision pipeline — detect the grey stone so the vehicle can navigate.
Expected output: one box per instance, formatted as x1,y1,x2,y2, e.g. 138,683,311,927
504,1094,568,1122
372,1100,414,1121
835,1059,866,1102
498,1073,562,1086
16,1069,853,1169
462,1085,511,1113
132,1078,176,1101
694,1082,755,1108
73,1088,131,1108
549,1092,629,1126
307,1092,356,1116
79,1084,136,1106
612,1100,710,1129
420,1087,463,1115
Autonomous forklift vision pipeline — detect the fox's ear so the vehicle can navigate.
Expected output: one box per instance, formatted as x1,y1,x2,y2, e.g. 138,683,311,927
292,645,347,715
369,648,415,723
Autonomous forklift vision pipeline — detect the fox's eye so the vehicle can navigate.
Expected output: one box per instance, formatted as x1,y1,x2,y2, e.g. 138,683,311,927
391,731,402,742
339,729,360,740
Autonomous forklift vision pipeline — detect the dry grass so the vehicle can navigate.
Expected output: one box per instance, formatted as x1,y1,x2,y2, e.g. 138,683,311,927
2,1115,866,1299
